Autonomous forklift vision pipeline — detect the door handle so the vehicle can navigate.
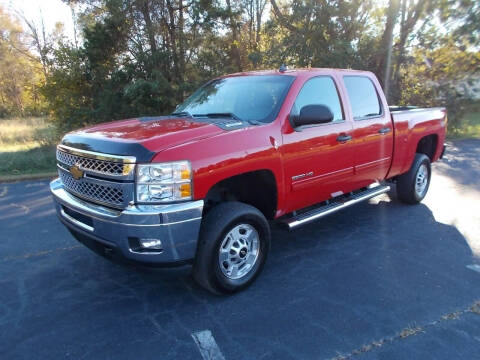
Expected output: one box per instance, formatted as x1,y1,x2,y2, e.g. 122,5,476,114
336,134,352,142
378,127,391,134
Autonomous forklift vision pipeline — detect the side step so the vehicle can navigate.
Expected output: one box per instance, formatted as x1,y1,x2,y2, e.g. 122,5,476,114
280,185,391,230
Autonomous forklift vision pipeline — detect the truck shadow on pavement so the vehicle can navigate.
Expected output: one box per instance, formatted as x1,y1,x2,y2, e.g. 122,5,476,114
125,193,469,294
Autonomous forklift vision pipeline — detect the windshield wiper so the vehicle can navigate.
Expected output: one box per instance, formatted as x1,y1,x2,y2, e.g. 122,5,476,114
171,111,193,117
193,112,260,125
193,112,241,120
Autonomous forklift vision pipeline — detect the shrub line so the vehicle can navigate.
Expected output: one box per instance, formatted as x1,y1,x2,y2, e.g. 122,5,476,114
0,172,57,183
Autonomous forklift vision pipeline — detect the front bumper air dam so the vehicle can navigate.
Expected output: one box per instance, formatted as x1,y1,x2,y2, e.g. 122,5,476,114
50,178,203,265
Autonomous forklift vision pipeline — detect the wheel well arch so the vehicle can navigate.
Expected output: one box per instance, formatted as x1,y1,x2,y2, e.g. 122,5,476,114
416,134,438,161
202,170,278,220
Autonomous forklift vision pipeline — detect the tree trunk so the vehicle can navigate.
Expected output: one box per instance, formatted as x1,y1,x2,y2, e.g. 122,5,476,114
392,0,430,99
255,0,264,47
165,0,181,82
226,0,242,71
139,0,157,54
270,0,298,32
178,0,186,84
379,0,400,101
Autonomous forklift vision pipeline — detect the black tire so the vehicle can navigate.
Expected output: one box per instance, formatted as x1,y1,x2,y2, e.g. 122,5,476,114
192,201,271,295
396,153,431,204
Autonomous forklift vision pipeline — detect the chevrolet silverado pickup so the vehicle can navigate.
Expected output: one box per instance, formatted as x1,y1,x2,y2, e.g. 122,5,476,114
50,68,447,294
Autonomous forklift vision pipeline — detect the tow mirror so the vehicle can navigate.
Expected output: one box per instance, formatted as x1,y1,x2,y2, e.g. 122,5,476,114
293,104,334,127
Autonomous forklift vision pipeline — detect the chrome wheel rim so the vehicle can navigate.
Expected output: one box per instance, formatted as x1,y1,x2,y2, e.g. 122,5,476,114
415,164,429,197
218,223,260,280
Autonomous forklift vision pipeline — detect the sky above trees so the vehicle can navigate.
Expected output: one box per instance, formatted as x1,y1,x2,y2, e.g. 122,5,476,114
0,0,76,40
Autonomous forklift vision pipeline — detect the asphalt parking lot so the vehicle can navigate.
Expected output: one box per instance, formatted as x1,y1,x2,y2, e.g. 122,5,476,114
1,139,479,360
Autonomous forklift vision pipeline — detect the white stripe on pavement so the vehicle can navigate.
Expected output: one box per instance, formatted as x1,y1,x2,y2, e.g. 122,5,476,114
467,264,480,273
191,330,226,360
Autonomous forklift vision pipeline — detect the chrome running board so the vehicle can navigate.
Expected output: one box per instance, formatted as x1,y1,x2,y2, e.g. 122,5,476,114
281,185,391,230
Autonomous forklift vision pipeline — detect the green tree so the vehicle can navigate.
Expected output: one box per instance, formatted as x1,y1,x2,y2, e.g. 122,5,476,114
20,0,477,133
398,37,480,131
0,6,46,117
266,0,380,69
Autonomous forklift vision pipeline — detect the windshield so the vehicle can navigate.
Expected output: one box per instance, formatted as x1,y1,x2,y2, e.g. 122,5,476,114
175,75,294,123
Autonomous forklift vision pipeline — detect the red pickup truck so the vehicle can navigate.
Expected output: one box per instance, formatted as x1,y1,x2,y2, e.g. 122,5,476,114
50,68,447,294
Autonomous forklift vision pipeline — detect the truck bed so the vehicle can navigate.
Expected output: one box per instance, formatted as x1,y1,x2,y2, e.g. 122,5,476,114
387,106,447,179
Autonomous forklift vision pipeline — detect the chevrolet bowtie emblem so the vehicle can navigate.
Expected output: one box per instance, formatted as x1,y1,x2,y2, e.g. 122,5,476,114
69,165,84,180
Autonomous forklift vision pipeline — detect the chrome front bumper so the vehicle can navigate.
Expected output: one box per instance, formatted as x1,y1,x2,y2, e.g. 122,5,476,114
50,178,204,265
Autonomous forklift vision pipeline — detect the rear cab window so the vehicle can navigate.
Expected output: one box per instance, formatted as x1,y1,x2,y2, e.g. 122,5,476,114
343,76,382,120
291,76,344,123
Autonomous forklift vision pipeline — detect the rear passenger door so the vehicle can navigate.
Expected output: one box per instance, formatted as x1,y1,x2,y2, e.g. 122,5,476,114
343,76,394,185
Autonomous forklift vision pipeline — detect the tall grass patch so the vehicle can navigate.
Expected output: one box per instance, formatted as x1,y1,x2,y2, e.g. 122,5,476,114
0,117,58,176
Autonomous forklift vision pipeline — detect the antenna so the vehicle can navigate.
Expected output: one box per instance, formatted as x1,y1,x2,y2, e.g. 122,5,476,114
279,64,287,73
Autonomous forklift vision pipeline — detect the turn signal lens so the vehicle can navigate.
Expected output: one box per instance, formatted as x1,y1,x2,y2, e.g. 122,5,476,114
181,168,191,180
179,183,191,198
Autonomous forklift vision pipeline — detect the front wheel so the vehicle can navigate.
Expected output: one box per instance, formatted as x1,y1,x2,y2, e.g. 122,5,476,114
192,202,271,294
396,153,431,204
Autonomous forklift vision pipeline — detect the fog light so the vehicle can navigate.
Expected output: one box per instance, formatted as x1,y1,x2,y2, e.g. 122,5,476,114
139,238,163,250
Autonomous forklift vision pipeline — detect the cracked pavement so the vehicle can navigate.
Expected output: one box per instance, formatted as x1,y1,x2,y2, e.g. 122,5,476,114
0,139,479,360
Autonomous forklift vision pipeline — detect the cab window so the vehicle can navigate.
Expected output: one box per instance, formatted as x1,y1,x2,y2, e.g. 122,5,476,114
291,76,344,122
343,76,382,119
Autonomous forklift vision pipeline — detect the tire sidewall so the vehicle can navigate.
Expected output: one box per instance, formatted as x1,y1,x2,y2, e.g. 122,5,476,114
413,157,431,202
210,213,270,292
193,202,271,294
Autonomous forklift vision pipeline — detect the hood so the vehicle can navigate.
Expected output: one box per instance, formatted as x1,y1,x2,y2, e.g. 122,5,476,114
61,116,226,162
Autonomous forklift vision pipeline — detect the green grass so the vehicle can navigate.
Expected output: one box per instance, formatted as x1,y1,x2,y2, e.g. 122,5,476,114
448,107,480,139
0,117,59,177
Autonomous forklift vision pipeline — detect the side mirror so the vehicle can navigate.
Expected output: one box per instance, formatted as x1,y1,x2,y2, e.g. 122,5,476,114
293,104,334,127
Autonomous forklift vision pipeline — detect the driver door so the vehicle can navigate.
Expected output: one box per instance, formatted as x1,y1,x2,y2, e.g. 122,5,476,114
281,75,355,213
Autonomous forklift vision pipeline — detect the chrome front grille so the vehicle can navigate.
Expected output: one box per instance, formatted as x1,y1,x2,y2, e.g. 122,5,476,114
56,149,132,177
56,145,136,209
59,170,125,207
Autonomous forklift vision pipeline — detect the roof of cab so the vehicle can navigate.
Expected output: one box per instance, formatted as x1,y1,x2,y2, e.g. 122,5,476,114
224,68,372,78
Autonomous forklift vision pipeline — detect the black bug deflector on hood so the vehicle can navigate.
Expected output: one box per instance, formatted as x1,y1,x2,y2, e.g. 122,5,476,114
61,134,156,163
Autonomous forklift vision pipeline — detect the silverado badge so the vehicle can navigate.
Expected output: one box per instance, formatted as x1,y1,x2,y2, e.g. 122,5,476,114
69,165,84,180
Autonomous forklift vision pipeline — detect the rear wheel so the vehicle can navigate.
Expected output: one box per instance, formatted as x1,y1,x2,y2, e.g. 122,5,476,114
193,202,270,294
396,153,431,204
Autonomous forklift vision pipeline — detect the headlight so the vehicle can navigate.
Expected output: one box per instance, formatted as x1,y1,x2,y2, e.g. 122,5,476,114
136,161,192,203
